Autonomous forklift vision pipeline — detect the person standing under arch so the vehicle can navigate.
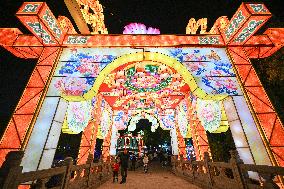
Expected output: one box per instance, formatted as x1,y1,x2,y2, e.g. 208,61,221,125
119,149,129,184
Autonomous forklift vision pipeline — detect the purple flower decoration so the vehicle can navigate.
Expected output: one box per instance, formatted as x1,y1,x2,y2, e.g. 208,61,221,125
123,23,160,34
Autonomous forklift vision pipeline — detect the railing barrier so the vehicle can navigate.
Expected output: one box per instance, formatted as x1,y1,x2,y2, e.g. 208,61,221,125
171,150,283,189
0,152,112,189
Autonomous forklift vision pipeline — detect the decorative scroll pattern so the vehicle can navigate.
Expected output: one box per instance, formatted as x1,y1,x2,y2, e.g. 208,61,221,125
249,4,268,13
198,36,220,44
42,10,62,38
22,4,40,12
234,20,264,43
225,11,245,39
66,36,89,44
27,22,56,44
77,0,108,34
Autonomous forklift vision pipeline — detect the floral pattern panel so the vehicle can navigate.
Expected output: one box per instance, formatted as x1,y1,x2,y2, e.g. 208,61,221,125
159,109,175,130
102,61,186,113
98,99,113,139
56,50,116,77
100,108,112,139
113,110,127,130
53,48,143,96
124,63,173,93
145,47,242,96
196,98,222,132
66,100,92,133
54,77,93,96
53,49,115,96
176,100,189,138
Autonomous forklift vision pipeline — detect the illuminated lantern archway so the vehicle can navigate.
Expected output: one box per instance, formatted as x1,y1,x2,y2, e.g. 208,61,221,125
0,2,283,177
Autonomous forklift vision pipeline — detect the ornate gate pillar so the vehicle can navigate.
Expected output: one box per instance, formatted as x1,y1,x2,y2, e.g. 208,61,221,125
109,124,119,156
170,128,179,156
227,46,284,167
175,124,186,160
185,95,210,161
102,123,113,161
77,94,102,165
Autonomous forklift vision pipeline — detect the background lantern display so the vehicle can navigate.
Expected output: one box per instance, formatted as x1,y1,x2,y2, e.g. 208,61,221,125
128,112,160,132
116,132,144,154
159,109,175,130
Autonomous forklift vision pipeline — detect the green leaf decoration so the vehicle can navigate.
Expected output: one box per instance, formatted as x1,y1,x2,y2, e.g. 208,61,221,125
126,67,136,77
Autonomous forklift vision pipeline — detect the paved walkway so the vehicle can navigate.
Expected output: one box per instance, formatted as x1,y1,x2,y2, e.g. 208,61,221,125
97,161,201,189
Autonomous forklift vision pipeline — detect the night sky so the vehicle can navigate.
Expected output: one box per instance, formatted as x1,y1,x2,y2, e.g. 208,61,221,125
0,0,283,132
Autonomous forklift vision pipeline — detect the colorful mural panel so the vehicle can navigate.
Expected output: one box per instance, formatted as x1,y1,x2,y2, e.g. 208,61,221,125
159,109,175,130
65,101,92,134
144,47,242,96
196,99,222,133
176,100,189,138
98,99,113,139
113,110,127,130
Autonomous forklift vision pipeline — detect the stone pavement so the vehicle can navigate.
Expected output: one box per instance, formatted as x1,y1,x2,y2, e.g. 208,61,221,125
97,161,201,189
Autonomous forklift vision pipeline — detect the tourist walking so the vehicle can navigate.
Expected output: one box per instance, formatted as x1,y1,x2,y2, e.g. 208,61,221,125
143,154,149,173
130,154,137,171
153,151,158,161
119,149,129,184
164,152,168,166
160,152,165,167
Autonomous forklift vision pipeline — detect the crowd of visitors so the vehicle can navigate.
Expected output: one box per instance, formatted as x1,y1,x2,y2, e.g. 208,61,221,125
111,149,172,184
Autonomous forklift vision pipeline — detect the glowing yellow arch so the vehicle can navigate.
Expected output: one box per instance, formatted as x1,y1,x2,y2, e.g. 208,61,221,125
62,52,227,101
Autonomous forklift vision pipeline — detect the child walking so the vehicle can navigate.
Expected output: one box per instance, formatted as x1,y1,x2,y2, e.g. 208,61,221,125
112,158,120,182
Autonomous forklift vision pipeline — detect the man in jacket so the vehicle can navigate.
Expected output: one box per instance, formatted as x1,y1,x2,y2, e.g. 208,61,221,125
119,149,129,184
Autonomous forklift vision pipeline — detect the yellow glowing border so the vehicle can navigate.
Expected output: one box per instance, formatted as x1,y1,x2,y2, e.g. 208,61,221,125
62,52,228,101
211,103,229,133
62,115,79,134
